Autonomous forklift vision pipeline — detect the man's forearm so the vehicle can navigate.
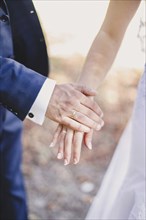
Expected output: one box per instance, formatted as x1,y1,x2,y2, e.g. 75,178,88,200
27,78,56,125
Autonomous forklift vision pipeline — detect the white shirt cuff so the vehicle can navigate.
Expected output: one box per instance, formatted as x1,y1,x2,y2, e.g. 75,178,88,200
26,78,56,125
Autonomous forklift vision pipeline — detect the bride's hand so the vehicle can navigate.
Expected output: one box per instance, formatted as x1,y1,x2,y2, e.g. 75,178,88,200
49,124,96,165
49,95,104,165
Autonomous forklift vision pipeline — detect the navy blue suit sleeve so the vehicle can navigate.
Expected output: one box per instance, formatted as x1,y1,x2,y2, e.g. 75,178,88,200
0,56,47,120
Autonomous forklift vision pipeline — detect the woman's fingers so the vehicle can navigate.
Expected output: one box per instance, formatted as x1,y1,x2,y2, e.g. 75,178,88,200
64,129,74,165
72,131,84,164
84,129,94,150
53,126,95,165
49,124,62,148
55,126,84,165
56,127,83,165
56,127,67,160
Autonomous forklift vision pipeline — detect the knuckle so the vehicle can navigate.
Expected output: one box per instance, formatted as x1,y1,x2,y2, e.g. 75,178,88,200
61,116,70,124
61,114,66,122
77,114,84,121
65,122,70,128
58,109,65,121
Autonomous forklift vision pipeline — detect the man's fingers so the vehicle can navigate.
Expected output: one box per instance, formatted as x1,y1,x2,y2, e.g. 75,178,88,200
68,111,104,131
46,83,104,132
76,104,104,127
62,117,91,133
80,96,103,118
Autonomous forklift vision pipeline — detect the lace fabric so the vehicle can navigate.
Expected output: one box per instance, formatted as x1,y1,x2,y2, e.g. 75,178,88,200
137,17,146,53
129,202,146,220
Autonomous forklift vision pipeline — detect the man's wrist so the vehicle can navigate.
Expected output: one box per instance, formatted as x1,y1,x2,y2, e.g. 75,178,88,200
26,78,56,125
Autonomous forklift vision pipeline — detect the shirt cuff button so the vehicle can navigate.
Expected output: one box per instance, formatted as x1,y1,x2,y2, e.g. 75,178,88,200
28,112,34,118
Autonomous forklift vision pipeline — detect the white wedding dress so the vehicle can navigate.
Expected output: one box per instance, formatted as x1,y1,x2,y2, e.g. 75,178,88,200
86,66,146,220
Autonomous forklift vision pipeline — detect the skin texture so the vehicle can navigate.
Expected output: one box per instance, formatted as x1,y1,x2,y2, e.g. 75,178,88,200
46,83,103,132
50,0,141,165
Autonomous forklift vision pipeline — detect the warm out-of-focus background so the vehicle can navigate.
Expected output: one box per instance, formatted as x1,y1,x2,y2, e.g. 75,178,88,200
23,1,145,219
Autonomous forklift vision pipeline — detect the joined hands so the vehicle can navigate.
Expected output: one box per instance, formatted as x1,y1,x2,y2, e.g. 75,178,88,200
47,83,104,165
46,83,103,132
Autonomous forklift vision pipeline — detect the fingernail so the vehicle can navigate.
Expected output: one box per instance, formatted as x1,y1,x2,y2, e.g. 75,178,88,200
96,124,101,131
64,159,69,166
73,159,78,165
100,112,104,118
57,153,63,159
49,142,54,148
101,121,104,127
87,142,92,150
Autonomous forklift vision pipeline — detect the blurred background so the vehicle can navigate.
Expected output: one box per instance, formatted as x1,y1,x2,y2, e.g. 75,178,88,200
23,1,145,219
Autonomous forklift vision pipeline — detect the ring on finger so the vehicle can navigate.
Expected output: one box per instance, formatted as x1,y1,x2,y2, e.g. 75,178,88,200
70,110,77,119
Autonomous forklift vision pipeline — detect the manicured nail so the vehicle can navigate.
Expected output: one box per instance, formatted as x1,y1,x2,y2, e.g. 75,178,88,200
87,142,92,150
64,159,68,166
57,153,63,159
73,159,78,165
49,142,54,148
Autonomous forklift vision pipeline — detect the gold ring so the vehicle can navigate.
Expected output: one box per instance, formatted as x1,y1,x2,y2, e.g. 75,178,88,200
71,110,77,119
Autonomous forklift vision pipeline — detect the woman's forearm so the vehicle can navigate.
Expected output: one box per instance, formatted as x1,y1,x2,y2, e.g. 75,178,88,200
78,0,141,89
78,30,122,89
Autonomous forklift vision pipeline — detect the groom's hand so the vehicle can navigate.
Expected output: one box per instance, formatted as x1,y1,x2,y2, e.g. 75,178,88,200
46,83,104,132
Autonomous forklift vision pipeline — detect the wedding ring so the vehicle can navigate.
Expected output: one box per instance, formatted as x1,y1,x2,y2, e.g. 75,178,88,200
70,110,77,119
